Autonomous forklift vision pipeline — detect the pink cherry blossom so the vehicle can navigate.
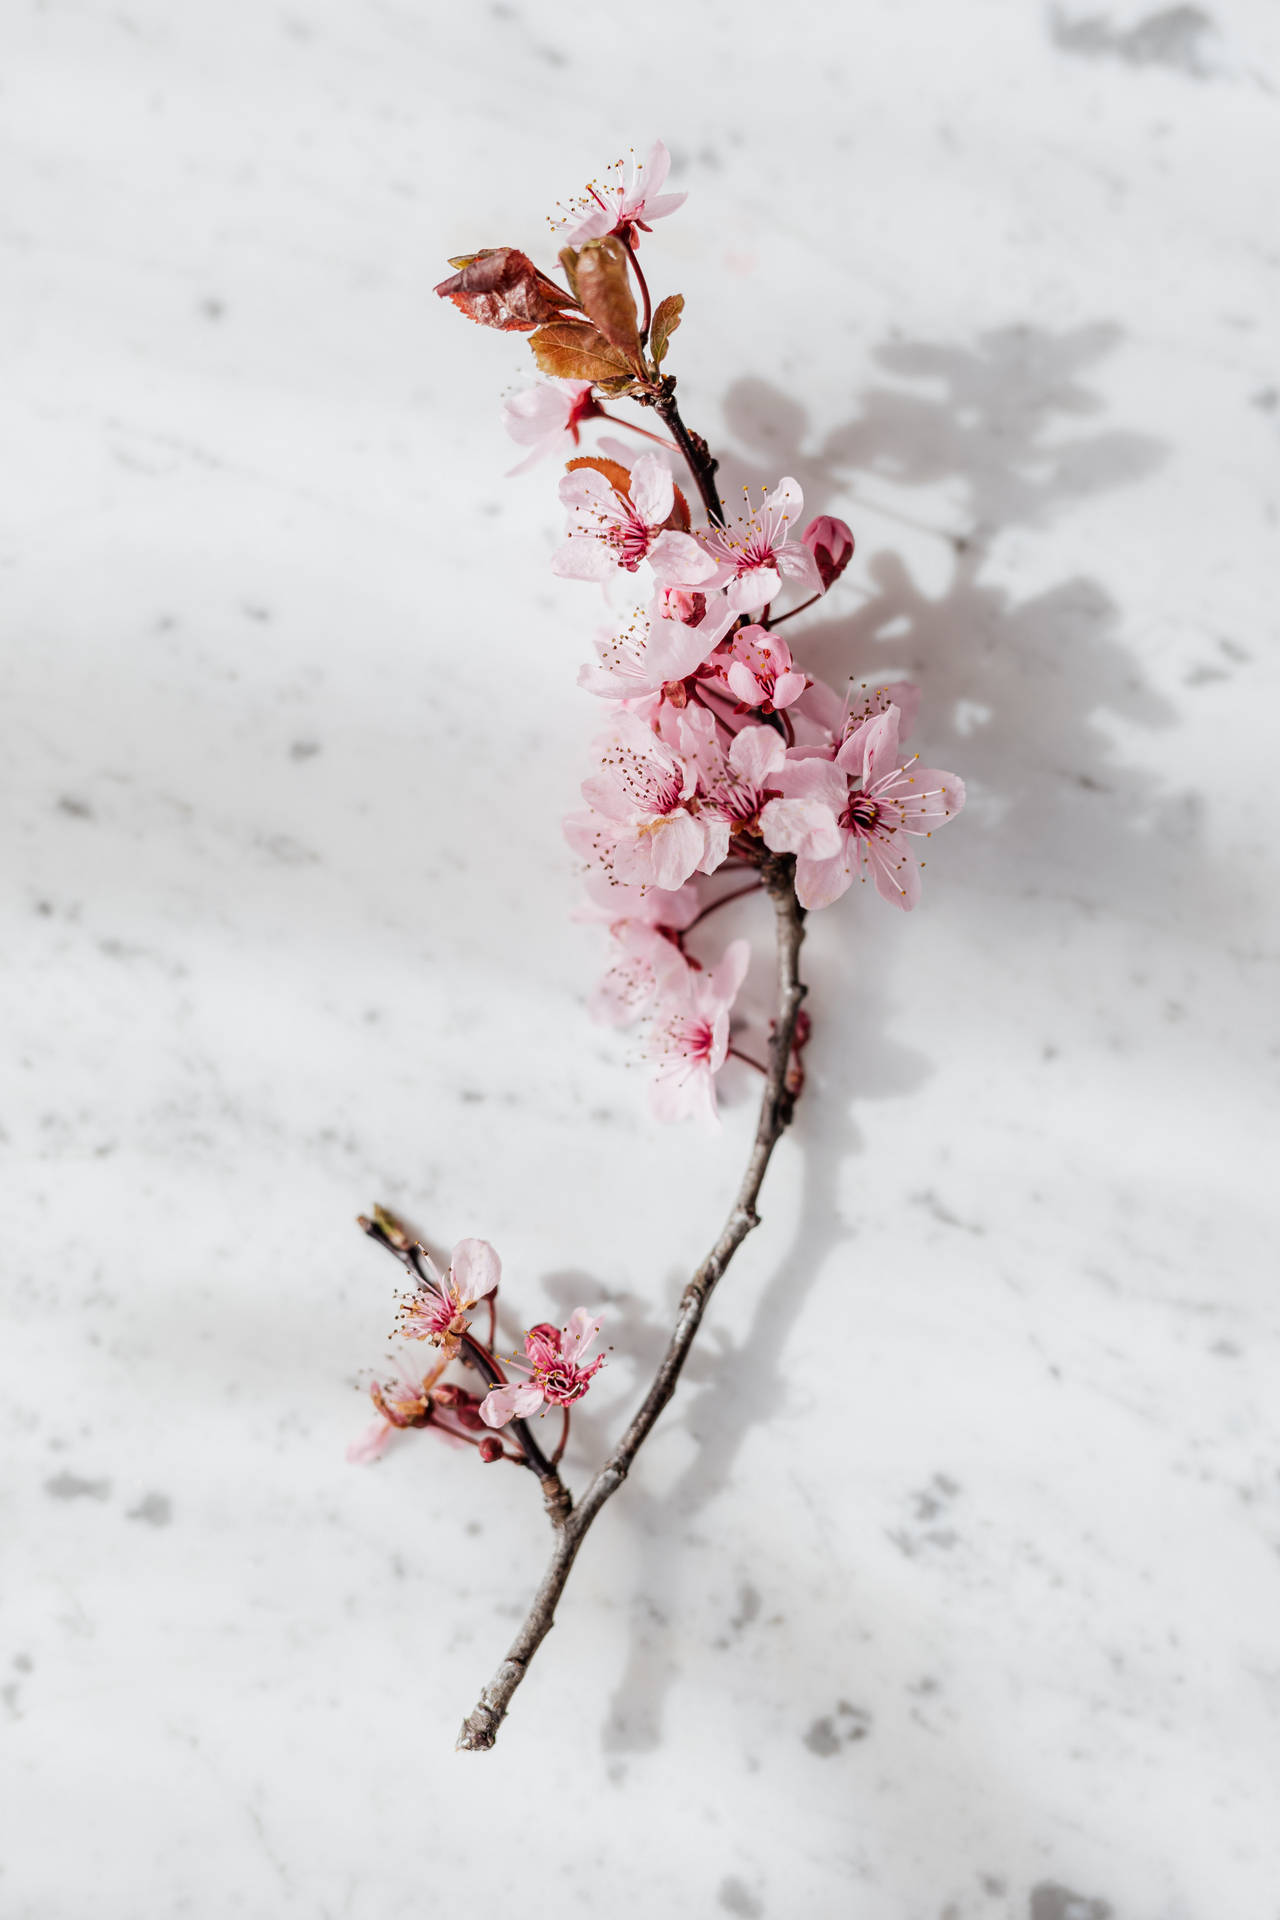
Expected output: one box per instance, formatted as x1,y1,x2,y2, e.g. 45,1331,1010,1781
554,140,687,248
479,1311,605,1427
397,1237,501,1359
678,712,788,868
553,453,718,589
699,478,821,615
761,706,964,910
647,938,751,1126
347,1352,453,1463
577,876,701,1026
721,625,809,712
565,712,715,891
503,379,599,475
577,590,735,700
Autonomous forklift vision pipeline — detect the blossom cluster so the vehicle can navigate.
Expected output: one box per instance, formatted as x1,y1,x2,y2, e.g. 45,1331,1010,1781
352,139,963,1471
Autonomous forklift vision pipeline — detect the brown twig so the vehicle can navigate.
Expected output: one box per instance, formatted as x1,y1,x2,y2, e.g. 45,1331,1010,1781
646,378,725,527
455,854,806,1750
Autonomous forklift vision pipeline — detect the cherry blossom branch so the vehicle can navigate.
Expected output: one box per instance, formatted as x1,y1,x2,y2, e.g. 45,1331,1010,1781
455,854,806,1751
647,378,725,527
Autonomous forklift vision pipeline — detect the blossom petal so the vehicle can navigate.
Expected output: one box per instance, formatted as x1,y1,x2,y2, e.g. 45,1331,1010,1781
727,568,779,614
649,531,720,588
346,1419,393,1464
449,1237,501,1306
629,452,673,527
729,725,787,788
794,848,856,910
648,810,706,890
562,1309,602,1366
760,795,844,860
479,1381,544,1428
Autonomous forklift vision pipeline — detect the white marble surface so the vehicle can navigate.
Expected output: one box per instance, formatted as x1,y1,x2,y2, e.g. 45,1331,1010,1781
4,3,1279,1916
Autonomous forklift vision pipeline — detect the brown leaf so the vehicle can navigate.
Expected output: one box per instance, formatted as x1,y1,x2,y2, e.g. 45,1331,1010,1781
650,293,684,368
434,248,575,332
664,483,691,533
528,319,637,385
565,455,633,496
573,238,642,363
558,246,581,303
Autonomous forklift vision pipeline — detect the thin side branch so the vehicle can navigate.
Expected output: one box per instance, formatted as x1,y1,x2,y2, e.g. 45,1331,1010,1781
456,855,806,1749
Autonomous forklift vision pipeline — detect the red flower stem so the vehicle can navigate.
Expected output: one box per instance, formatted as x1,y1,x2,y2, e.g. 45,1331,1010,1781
551,1407,571,1468
594,408,679,453
455,855,807,1750
728,1044,769,1075
622,232,652,340
685,882,764,932
764,592,822,630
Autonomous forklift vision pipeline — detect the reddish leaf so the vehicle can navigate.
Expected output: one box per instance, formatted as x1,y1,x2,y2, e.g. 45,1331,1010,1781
650,293,684,368
565,455,633,496
663,483,691,533
529,319,637,384
574,238,642,363
435,248,576,332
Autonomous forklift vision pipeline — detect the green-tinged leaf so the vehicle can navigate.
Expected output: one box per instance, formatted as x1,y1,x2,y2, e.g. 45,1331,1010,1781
446,253,478,270
528,320,636,384
593,375,643,397
650,293,684,368
574,238,643,362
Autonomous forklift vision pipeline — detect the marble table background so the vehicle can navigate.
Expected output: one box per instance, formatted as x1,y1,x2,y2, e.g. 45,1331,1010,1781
4,2,1279,1916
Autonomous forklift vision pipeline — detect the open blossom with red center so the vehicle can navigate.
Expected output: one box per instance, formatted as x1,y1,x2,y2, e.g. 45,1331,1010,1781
576,875,701,1027
479,1311,605,1427
676,711,788,868
761,705,965,910
647,938,751,1127
699,477,822,615
718,624,810,713
565,710,721,891
397,1237,500,1359
553,453,718,589
577,590,734,701
502,378,600,475
551,140,687,248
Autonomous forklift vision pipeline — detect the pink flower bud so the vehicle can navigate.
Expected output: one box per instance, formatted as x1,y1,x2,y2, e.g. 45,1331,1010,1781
477,1436,505,1464
801,515,855,592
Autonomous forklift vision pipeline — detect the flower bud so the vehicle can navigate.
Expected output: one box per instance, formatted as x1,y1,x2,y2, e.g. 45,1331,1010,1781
477,1436,505,1464
801,515,855,592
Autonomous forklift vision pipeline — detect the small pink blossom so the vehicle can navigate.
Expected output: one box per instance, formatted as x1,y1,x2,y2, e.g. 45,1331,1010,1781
760,705,964,910
577,876,701,1026
397,1237,500,1359
554,453,718,589
721,625,809,713
679,712,788,868
647,938,751,1126
565,712,715,891
577,591,735,700
801,515,855,591
553,140,687,248
347,1352,483,1463
503,379,599,475
699,478,821,615
480,1311,605,1427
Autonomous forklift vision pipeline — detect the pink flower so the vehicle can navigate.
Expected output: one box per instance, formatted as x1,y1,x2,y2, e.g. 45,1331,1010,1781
721,625,809,713
577,590,735,700
801,515,855,591
396,1237,500,1359
346,1352,488,1463
503,379,599,475
554,140,687,248
760,706,964,910
699,478,821,615
578,876,701,1026
647,938,751,1126
679,713,788,868
554,453,718,589
480,1311,605,1427
565,712,714,891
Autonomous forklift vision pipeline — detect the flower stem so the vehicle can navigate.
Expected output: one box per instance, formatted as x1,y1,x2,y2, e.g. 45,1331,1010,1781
594,408,679,452
685,881,764,932
455,857,807,1750
764,592,822,630
727,1044,769,1075
623,232,652,340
